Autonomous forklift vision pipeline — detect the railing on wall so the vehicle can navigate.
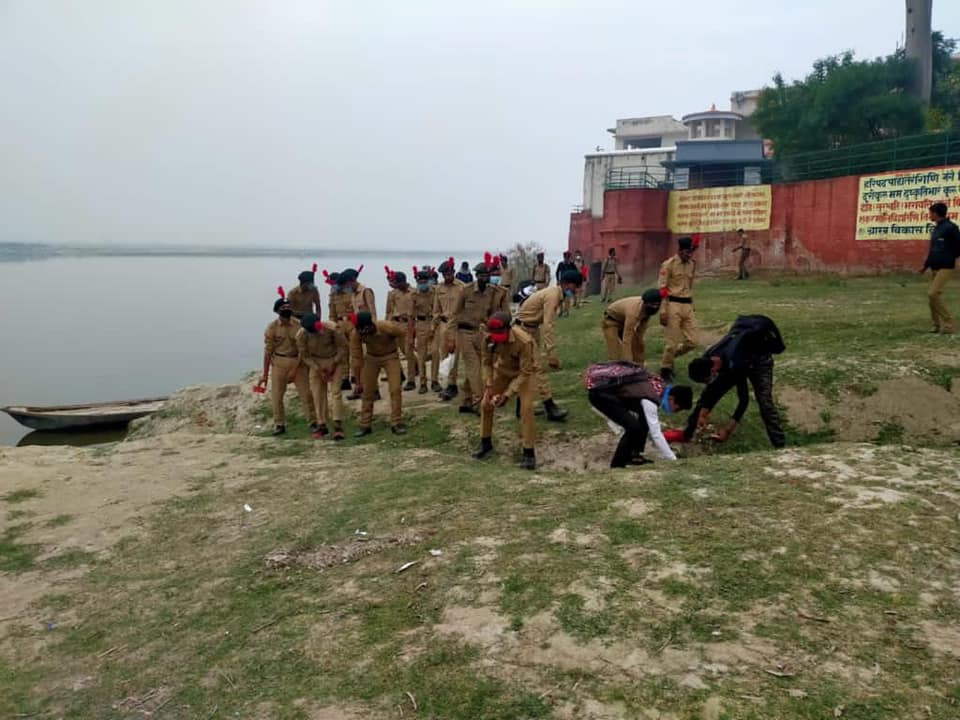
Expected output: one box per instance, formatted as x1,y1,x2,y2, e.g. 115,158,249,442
605,167,672,190
773,131,960,183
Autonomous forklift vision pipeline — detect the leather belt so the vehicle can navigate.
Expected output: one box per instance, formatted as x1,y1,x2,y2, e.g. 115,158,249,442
416,315,432,321
392,315,410,322
273,352,298,358
520,322,539,329
438,315,448,322
458,322,477,331
668,296,693,304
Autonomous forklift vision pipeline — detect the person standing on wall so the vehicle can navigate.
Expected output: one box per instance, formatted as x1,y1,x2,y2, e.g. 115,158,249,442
600,248,622,303
922,202,960,334
658,236,698,383
733,229,751,280
532,252,551,290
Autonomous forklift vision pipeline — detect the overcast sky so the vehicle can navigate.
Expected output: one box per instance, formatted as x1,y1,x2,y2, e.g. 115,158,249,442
1,1,958,252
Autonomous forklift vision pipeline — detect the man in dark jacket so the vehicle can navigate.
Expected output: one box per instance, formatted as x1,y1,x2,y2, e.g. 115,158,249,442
685,315,786,448
555,252,579,316
921,202,960,334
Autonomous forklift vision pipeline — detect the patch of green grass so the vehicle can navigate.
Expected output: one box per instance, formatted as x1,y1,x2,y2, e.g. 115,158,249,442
2,488,41,504
45,513,74,528
555,593,614,640
0,524,40,572
875,421,905,444
43,549,97,570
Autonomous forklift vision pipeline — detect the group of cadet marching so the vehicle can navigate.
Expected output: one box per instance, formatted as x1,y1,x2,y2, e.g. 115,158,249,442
258,235,789,470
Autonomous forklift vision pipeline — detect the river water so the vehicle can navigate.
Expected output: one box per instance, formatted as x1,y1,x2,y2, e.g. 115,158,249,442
0,252,462,446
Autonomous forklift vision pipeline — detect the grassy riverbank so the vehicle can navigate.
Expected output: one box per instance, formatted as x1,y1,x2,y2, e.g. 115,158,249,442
2,274,959,719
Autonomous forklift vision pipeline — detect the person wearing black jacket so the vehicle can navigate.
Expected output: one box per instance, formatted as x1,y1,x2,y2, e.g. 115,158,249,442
685,315,786,448
555,252,579,316
921,202,960,334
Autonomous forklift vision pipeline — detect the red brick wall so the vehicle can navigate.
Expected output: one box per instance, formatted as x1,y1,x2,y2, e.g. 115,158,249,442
569,170,933,278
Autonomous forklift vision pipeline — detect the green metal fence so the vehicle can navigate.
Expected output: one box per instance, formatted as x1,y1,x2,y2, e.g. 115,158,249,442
605,167,671,190
772,131,960,183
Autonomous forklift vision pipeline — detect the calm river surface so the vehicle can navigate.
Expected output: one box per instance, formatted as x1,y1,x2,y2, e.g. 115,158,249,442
0,252,451,446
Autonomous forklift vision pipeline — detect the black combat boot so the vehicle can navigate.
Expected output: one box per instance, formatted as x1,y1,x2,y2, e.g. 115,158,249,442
333,422,345,441
403,381,417,391
440,384,458,401
391,423,408,435
520,448,536,470
354,426,372,438
459,404,479,415
431,381,443,393
543,399,568,422
418,384,428,394
340,378,352,391
271,425,286,436
472,438,494,460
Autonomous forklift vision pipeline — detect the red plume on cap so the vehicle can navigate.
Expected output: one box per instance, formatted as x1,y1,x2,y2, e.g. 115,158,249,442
313,320,325,333
691,234,702,249
312,262,318,273
357,264,364,274
349,313,358,327
484,252,492,267
448,257,454,268
277,286,285,299
490,254,501,270
659,287,669,298
412,265,418,275
322,269,335,285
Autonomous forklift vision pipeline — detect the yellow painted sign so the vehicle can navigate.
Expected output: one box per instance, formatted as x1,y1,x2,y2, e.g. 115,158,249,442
667,185,771,233
855,166,960,240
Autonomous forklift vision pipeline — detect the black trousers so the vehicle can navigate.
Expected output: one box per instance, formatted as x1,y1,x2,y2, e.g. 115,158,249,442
589,389,649,467
748,355,785,447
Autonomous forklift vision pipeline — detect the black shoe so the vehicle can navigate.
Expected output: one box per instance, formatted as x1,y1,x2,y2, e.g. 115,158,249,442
472,438,494,460
630,454,654,466
354,427,372,438
418,384,428,394
659,367,675,383
346,390,362,400
375,390,382,401
340,378,352,391
271,425,286,436
520,449,536,470
333,424,345,441
403,381,417,391
440,384,458,401
544,399,568,422
459,405,479,415
431,381,443,392
314,424,329,438
400,371,407,384
391,424,408,435
534,407,545,416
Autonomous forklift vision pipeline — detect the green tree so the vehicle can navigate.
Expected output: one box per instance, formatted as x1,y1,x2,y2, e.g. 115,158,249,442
930,32,960,130
753,50,926,157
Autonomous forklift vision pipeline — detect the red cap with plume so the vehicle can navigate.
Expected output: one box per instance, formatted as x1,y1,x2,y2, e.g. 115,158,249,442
277,286,285,299
487,312,511,343
663,429,687,444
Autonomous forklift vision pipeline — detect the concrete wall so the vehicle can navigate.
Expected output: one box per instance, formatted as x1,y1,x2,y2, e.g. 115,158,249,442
581,148,675,217
612,115,687,150
569,168,934,280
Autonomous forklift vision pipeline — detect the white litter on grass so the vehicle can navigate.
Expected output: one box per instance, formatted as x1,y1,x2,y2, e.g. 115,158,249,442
438,355,454,386
243,504,253,513
429,549,443,557
354,529,369,536
396,561,419,574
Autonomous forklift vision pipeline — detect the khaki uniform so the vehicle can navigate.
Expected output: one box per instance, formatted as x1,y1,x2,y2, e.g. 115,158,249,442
515,286,562,401
481,327,537,449
386,286,417,379
602,296,653,364
350,320,406,428
329,289,357,381
658,255,698,369
264,318,316,426
574,258,587,305
351,283,377,318
929,269,955,332
412,287,437,386
737,234,752,280
498,266,515,297
453,282,503,407
296,322,348,426
286,285,321,318
532,262,550,291
601,256,619,302
432,279,465,385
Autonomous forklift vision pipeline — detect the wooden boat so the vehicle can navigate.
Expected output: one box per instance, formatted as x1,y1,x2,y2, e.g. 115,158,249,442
1,397,167,431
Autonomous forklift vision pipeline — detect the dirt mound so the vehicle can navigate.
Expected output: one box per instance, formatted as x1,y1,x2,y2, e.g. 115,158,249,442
778,386,828,433
264,530,425,571
129,380,265,439
833,377,960,443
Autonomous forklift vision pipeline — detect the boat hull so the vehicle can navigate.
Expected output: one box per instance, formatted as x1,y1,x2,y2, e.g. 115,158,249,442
2,399,166,432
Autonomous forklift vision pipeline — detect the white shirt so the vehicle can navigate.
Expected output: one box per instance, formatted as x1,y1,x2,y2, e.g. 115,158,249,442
641,399,677,461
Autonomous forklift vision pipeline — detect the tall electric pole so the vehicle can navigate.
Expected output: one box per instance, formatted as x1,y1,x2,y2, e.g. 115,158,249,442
905,0,933,102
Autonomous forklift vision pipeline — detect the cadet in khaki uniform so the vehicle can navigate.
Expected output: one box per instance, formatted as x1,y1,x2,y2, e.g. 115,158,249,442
573,250,587,307
532,252,550,290
658,236,699,382
326,272,355,391
286,265,322,318
515,270,582,421
385,271,418,390
450,260,503,413
472,312,538,470
412,269,437,393
434,259,465,399
601,289,662,364
350,312,408,436
256,292,318,435
339,267,376,399
497,255,515,300
296,312,349,441
733,229,751,280
600,248,622,303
